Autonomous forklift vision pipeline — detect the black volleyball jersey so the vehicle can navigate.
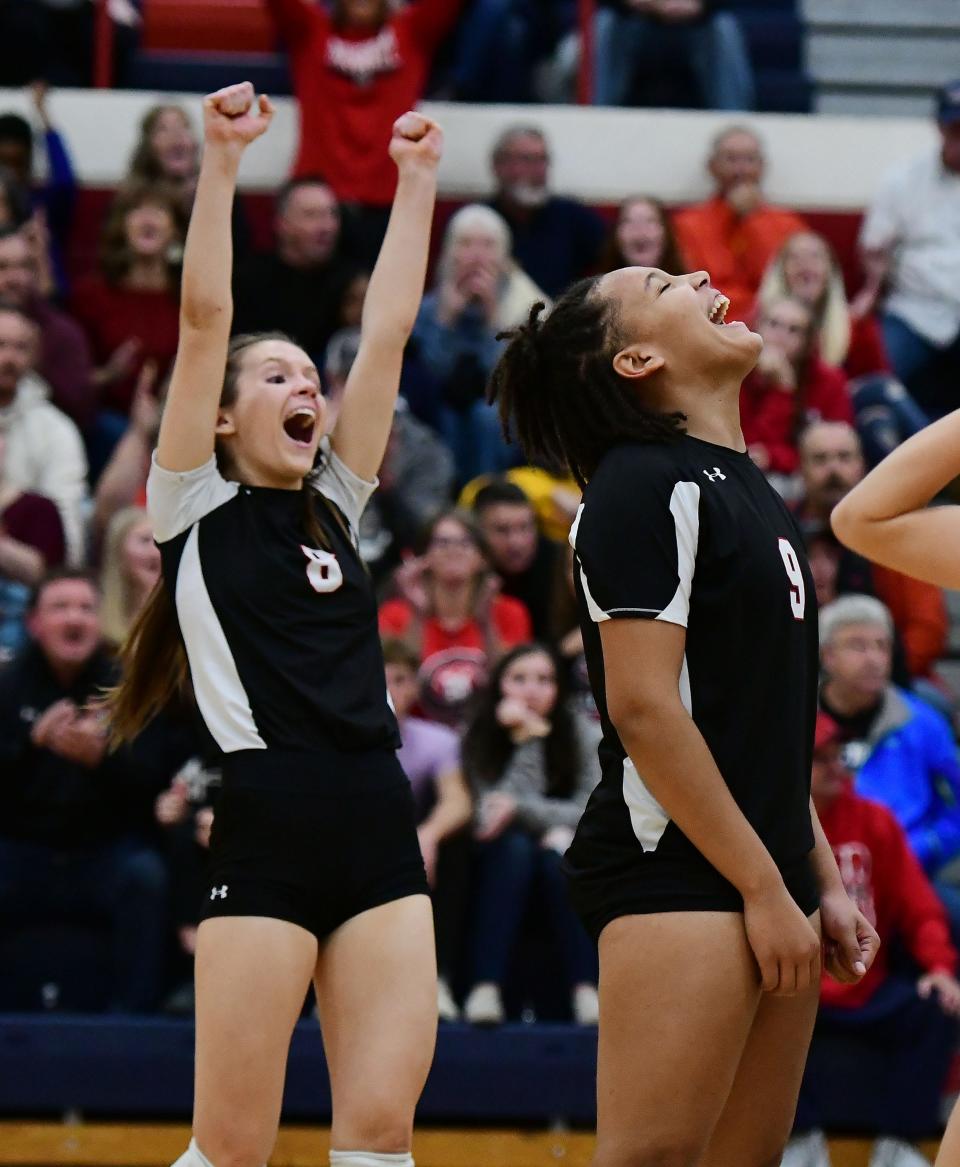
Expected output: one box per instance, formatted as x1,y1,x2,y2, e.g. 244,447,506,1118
148,441,399,755
568,436,817,874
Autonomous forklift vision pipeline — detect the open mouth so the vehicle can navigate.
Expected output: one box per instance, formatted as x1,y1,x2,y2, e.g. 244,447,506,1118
708,294,731,325
282,407,317,447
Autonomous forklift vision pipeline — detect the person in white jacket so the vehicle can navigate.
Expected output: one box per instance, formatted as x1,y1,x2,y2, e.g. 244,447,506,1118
0,306,88,565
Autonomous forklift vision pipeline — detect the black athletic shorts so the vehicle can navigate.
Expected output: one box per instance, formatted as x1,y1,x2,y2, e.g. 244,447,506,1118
565,845,820,945
201,746,428,940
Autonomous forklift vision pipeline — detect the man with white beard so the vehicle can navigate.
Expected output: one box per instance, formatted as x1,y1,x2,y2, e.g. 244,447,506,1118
486,125,605,298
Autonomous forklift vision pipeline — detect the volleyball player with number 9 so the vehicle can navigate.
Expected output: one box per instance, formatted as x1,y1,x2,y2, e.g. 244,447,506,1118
107,83,443,1167
489,266,880,1166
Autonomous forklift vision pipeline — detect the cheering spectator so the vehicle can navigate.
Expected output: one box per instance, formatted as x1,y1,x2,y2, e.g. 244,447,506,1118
674,126,805,320
383,638,472,1022
593,0,754,112
0,431,65,664
740,295,852,479
600,194,686,274
0,225,93,428
486,126,606,298
819,595,960,933
99,507,161,654
379,509,532,726
856,79,960,420
759,232,927,466
472,479,559,643
262,0,462,264
786,712,960,1167
461,644,600,1026
70,181,185,473
413,204,548,483
794,422,947,682
0,305,87,565
232,178,360,362
0,570,177,1013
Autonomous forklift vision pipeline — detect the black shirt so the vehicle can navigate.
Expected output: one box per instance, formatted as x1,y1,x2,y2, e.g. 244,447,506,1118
148,442,399,756
486,195,606,299
568,437,817,873
498,535,560,644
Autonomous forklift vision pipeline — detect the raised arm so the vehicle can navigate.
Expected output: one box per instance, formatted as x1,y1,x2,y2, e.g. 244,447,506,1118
831,409,960,589
156,83,273,473
330,113,442,482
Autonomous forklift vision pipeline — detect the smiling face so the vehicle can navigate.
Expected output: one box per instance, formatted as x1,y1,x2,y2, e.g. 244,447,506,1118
757,297,813,367
493,130,550,207
500,649,558,720
616,199,668,269
782,233,832,307
709,128,764,194
149,107,198,181
29,577,101,672
216,339,327,488
124,201,177,261
122,516,161,594
424,515,486,587
0,230,35,308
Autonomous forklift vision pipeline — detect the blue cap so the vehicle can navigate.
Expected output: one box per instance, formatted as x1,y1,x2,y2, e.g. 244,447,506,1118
937,79,960,124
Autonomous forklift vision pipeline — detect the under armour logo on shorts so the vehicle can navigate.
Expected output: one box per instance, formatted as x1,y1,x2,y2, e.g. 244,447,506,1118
210,885,229,901
702,467,727,482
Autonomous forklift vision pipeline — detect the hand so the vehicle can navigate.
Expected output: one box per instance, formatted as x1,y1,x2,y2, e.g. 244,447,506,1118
389,111,444,174
559,627,584,660
98,337,142,387
437,279,470,325
30,699,76,749
46,711,108,768
849,284,880,321
394,554,431,617
202,82,274,154
129,361,161,441
417,825,439,886
496,696,551,741
542,825,575,854
194,806,214,849
743,881,823,995
819,886,880,985
918,970,960,1017
475,791,518,841
755,346,796,390
726,181,763,217
155,777,190,826
463,264,500,321
28,80,51,129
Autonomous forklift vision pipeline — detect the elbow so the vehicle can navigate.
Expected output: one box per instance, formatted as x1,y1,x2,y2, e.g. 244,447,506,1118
829,496,862,550
607,692,681,744
180,295,231,333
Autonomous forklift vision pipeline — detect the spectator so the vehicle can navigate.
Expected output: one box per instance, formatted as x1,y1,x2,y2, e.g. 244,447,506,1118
0,0,141,88
593,0,755,112
0,305,88,565
414,204,548,483
70,181,185,474
232,177,361,363
0,431,65,664
740,295,853,479
126,103,249,253
819,595,960,932
600,194,686,274
0,570,174,1013
262,0,462,264
759,232,927,467
378,509,533,726
856,79,960,420
460,643,599,1026
486,125,606,298
785,712,960,1167
92,363,160,547
383,638,473,1022
673,126,805,321
794,422,947,682
99,507,161,654
472,478,559,642
0,225,93,428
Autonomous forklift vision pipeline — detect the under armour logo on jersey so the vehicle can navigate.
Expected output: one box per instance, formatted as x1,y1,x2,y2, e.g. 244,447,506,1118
210,885,228,901
702,467,727,482
301,545,344,594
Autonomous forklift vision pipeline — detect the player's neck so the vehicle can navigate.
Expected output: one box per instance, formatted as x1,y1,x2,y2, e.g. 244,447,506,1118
682,391,747,453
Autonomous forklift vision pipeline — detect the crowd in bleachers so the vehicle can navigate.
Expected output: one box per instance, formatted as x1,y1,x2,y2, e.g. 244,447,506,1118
3,2,960,1160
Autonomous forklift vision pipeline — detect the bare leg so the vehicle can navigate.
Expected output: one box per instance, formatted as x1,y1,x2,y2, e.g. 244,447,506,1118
937,1101,960,1166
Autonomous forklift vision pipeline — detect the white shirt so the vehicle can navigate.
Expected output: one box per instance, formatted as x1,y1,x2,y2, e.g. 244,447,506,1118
860,147,960,346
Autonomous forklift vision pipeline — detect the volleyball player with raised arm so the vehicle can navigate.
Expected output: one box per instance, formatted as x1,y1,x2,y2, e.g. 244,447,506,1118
832,409,960,1167
489,269,880,1167
108,83,443,1167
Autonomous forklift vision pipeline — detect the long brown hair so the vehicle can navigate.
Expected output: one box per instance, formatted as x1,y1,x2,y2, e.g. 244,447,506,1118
128,104,194,184
99,178,188,288
107,332,342,746
600,196,686,276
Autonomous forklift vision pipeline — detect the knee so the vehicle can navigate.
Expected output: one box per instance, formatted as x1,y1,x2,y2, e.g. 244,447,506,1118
593,1135,703,1167
195,1122,274,1167
334,1100,413,1153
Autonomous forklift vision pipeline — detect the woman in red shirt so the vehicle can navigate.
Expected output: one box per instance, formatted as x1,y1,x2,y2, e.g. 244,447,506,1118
758,232,929,465
379,509,532,726
71,180,186,477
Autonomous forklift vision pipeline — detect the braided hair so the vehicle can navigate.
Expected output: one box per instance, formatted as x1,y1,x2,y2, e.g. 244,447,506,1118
487,277,686,488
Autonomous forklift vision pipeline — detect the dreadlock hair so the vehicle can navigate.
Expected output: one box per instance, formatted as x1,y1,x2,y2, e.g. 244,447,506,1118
106,331,344,747
487,277,687,489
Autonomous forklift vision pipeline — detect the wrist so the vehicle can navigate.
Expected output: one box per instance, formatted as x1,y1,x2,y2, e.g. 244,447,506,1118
737,862,785,902
201,143,244,174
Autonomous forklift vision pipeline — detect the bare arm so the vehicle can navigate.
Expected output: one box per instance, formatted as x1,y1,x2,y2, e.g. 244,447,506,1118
418,765,473,846
831,409,960,588
0,533,44,585
850,246,891,317
601,618,821,993
156,83,274,473
331,113,442,482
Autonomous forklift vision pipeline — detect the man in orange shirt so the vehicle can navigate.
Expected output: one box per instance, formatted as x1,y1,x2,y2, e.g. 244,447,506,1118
673,125,805,321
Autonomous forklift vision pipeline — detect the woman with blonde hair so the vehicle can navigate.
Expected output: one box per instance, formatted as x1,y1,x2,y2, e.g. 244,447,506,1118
99,506,161,651
413,203,550,482
759,231,927,464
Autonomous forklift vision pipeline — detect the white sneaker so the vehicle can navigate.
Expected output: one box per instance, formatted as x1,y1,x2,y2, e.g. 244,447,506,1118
781,1130,832,1167
437,977,460,1023
463,982,505,1026
869,1137,931,1167
572,984,599,1026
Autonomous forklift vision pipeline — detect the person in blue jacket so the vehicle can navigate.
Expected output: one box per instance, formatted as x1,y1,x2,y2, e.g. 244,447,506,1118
819,592,960,931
